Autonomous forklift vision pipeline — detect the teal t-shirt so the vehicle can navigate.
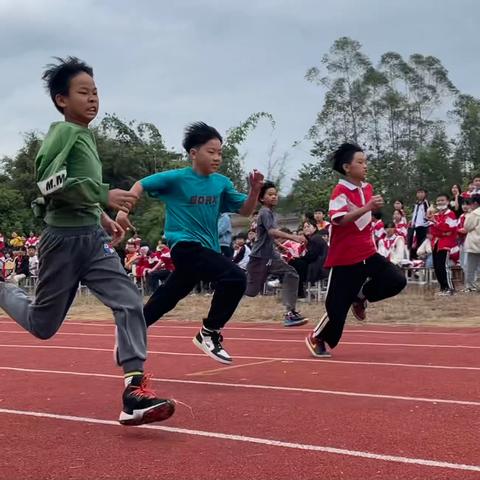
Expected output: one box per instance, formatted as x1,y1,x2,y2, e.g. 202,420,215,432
141,167,247,252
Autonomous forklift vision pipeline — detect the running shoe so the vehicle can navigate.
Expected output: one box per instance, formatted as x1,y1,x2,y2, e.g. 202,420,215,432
119,374,175,426
193,329,232,364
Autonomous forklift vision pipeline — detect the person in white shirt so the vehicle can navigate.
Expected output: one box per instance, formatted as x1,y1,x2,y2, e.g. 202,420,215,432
408,188,430,259
27,246,39,277
232,234,251,270
378,223,407,265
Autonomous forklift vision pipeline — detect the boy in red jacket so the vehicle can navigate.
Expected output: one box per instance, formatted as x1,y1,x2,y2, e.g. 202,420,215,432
428,194,458,295
305,143,406,358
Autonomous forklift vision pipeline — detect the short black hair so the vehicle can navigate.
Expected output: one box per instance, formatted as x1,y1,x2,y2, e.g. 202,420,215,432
394,199,404,206
331,143,363,175
437,193,450,200
303,218,318,229
314,208,325,214
42,56,93,113
385,222,395,229
472,174,480,180
259,181,276,202
27,245,36,250
182,122,222,153
417,188,427,194
471,194,480,204
235,232,247,240
372,211,383,220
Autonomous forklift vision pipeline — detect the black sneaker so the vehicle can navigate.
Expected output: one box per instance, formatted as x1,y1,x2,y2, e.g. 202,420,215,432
119,374,175,426
193,329,232,364
351,297,367,321
284,311,308,327
305,332,331,358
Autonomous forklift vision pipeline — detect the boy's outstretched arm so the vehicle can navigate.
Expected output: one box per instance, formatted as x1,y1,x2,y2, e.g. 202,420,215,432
115,181,145,231
335,195,384,226
238,170,264,216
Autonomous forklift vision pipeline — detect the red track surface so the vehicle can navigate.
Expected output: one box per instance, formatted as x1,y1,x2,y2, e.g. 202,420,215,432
1,318,479,479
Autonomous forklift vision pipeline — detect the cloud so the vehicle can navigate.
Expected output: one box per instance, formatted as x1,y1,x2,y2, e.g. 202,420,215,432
0,0,478,191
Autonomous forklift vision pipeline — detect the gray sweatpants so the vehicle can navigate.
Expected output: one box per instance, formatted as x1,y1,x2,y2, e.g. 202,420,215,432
465,252,480,289
246,257,299,311
0,226,146,373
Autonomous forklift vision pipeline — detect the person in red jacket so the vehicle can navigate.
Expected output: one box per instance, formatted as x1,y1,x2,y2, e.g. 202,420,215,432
304,143,406,358
428,193,458,295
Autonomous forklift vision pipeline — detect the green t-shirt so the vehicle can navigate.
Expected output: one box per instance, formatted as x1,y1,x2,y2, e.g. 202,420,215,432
141,167,247,252
35,122,109,227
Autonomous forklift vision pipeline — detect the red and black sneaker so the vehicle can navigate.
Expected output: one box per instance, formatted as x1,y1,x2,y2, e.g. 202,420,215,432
119,374,175,426
305,332,331,358
351,298,368,321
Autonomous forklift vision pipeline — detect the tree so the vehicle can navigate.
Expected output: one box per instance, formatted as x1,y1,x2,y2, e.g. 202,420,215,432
0,186,33,234
264,141,288,192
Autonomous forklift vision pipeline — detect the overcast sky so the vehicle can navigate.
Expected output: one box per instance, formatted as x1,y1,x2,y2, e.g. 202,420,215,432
0,0,478,191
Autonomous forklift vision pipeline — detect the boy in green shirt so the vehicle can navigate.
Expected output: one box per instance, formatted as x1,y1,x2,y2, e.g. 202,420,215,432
0,57,174,426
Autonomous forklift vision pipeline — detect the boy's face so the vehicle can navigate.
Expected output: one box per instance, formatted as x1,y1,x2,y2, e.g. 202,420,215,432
190,138,222,175
474,178,480,189
386,227,396,237
468,183,475,192
27,248,36,257
56,72,98,126
261,187,278,207
303,223,315,236
235,238,245,248
344,152,367,181
416,190,426,201
394,201,403,211
436,196,449,209
314,211,324,222
462,203,471,213
248,231,256,241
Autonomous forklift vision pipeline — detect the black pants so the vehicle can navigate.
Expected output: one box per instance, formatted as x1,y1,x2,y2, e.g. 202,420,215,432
432,245,454,291
221,245,234,259
314,254,406,349
144,242,246,330
408,226,428,260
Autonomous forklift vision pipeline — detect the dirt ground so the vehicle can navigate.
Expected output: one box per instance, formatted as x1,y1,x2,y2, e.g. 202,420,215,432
42,285,480,327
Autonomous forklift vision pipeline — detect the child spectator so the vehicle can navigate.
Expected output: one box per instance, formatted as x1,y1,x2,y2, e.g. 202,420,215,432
393,200,407,222
463,195,480,291
232,234,251,271
8,247,30,285
124,239,139,274
450,184,464,218
0,233,5,251
372,211,386,245
25,232,40,248
428,194,458,295
473,175,480,195
462,182,475,200
457,202,470,271
145,243,174,294
417,233,433,268
393,210,408,239
246,181,308,326
246,229,256,248
378,222,407,265
9,232,25,249
250,211,259,231
313,209,330,234
218,212,233,258
290,219,329,298
27,246,39,277
408,188,430,259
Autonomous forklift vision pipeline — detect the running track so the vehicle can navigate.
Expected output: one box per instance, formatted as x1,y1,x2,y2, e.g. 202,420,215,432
0,318,479,480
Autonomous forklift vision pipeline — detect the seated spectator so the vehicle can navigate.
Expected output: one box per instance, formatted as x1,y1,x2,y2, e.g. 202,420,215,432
124,239,139,274
25,232,40,248
134,246,153,282
378,223,408,265
2,252,15,279
145,243,174,293
7,247,30,284
0,233,5,251
277,228,305,263
372,211,386,246
393,200,407,222
289,220,328,298
417,233,433,268
232,233,251,271
27,246,39,277
393,210,408,239
9,232,25,249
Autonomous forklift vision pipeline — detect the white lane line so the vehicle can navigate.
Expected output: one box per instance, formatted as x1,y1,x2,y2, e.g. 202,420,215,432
0,408,478,472
0,330,477,349
1,365,479,407
0,343,479,371
0,320,474,336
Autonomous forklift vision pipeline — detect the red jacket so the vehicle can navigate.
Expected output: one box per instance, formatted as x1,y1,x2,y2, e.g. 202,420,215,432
430,209,458,251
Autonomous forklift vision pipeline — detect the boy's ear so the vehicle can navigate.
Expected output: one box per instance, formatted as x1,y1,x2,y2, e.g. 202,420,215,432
55,93,68,111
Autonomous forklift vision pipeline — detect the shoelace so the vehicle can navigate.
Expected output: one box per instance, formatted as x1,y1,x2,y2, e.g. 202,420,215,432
130,373,157,399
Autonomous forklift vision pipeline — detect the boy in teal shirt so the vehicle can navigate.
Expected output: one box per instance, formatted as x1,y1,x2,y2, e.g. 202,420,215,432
0,57,175,426
117,122,264,364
